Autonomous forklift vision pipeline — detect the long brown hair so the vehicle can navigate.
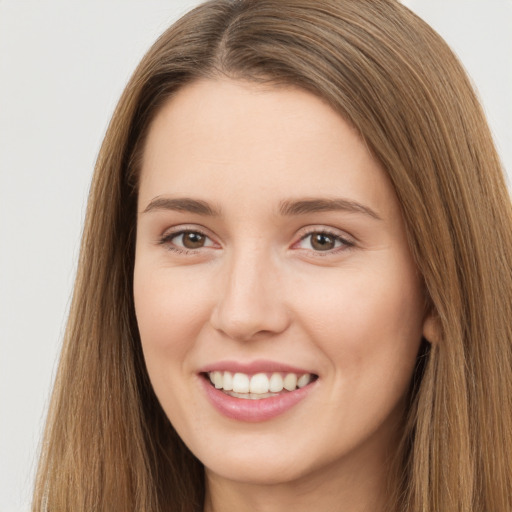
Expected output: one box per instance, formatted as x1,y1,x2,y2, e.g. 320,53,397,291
33,1,512,510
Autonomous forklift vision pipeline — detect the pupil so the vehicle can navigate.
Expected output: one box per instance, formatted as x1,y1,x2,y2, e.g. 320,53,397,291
183,232,205,249
312,233,334,251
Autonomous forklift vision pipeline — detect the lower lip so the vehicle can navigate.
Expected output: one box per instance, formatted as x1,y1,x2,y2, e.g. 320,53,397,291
200,376,315,422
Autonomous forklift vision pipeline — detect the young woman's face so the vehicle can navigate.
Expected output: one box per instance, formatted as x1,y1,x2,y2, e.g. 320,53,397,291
134,79,430,486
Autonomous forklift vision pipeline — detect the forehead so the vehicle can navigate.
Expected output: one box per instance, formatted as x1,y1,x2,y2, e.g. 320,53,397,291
138,78,399,221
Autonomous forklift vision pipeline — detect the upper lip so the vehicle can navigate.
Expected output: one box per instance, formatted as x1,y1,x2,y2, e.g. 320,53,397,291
198,359,317,375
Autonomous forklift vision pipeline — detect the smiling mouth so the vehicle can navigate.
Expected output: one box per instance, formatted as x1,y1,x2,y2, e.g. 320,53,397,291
204,371,318,399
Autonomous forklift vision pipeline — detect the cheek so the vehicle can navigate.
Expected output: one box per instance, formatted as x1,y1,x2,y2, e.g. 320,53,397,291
291,260,424,380
133,264,213,370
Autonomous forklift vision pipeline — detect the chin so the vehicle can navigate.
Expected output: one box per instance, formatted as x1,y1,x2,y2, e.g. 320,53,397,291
204,455,308,486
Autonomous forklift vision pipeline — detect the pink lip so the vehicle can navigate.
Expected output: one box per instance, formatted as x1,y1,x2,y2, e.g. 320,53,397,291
199,359,315,375
199,374,317,423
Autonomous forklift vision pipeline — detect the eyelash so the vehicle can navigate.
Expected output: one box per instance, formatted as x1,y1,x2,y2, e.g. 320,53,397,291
158,228,212,254
158,228,355,255
295,229,355,255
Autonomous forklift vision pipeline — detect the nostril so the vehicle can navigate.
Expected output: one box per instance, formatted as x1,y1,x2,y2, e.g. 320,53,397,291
209,277,291,341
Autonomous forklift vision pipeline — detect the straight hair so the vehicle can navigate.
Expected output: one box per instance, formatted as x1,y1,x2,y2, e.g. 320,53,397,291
33,1,512,511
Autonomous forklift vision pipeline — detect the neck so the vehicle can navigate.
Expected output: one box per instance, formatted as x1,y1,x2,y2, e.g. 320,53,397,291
203,444,397,512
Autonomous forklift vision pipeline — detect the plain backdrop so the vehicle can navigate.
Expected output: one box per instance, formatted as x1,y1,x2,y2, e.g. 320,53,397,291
0,1,510,511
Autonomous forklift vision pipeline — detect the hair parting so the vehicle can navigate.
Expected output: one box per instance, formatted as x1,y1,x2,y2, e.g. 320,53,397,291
33,1,512,511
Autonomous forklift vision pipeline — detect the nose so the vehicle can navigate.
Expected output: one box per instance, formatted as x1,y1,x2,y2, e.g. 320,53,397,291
209,246,291,342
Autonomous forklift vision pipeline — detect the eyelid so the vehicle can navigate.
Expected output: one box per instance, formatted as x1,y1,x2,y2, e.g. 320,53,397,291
292,225,356,252
158,224,220,251
156,224,355,254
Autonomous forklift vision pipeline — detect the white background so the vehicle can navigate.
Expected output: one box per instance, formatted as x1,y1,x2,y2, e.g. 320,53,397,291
0,1,510,511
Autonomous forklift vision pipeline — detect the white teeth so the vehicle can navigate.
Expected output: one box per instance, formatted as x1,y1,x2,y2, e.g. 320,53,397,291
232,373,250,393
297,374,312,388
227,391,279,399
223,371,233,391
269,373,284,392
207,371,315,395
249,373,270,394
213,371,223,389
283,373,297,391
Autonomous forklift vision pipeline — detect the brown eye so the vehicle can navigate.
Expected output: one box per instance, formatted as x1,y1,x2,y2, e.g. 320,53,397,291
181,231,206,249
310,233,336,251
296,230,352,253
162,230,214,251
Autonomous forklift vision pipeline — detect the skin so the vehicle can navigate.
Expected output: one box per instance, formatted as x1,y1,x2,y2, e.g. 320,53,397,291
134,78,434,512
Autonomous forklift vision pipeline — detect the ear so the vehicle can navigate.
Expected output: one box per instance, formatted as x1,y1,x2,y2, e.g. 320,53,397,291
422,310,442,345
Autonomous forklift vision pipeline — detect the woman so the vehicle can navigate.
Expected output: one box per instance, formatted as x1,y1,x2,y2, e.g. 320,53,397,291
33,1,512,511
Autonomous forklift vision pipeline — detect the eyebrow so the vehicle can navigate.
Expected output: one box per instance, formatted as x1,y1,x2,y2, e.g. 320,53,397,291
141,197,222,216
279,198,382,220
141,195,381,220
